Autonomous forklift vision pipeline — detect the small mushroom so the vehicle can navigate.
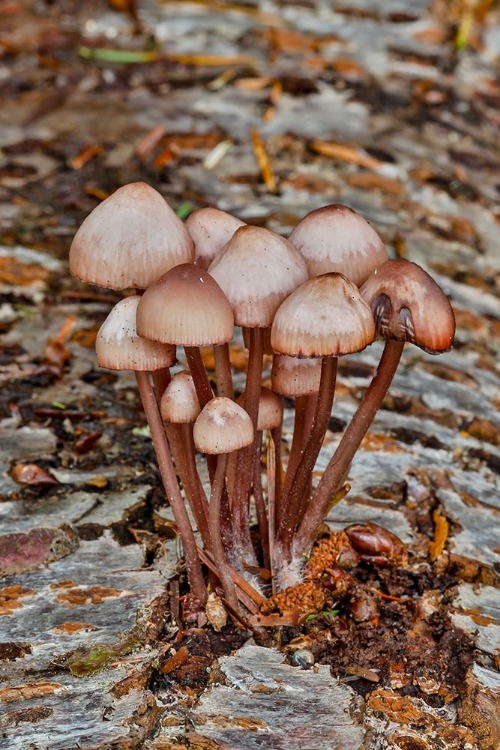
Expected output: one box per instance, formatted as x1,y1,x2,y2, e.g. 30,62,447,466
194,397,255,610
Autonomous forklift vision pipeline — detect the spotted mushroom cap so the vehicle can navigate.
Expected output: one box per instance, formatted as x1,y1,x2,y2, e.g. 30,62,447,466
289,204,388,287
69,182,194,290
271,273,375,358
360,258,456,354
96,296,176,371
208,225,308,328
193,397,254,454
136,263,234,346
186,207,246,270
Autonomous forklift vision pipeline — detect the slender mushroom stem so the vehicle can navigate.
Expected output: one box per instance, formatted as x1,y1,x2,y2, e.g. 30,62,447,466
277,355,338,556
266,435,277,596
184,346,213,408
252,431,270,570
214,342,234,399
169,422,210,549
152,368,172,400
270,422,282,526
293,339,405,558
208,453,240,612
232,327,264,561
134,371,207,603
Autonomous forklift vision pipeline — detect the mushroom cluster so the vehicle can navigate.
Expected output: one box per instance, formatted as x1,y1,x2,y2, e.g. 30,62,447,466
70,182,455,613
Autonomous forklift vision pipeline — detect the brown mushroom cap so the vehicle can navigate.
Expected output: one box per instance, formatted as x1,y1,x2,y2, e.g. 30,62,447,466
96,296,176,371
360,258,456,354
160,370,203,424
186,207,246,270
136,263,234,346
289,204,388,287
271,273,375,358
271,354,322,396
193,397,254,454
237,386,283,431
69,182,194,290
208,225,308,328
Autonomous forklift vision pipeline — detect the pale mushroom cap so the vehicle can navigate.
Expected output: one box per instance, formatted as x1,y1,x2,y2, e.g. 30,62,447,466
289,204,388,287
136,263,234,346
160,370,202,424
208,225,309,327
69,182,194,290
271,273,375,358
360,259,456,354
237,386,283,431
186,207,246,270
193,397,254,454
96,296,176,371
271,354,322,396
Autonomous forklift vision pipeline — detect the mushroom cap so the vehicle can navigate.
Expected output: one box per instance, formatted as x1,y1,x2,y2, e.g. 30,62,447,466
96,296,176,371
271,273,375,358
69,182,194,290
208,225,308,328
136,263,234,346
360,258,456,354
289,204,388,286
271,354,322,396
186,207,246,270
237,386,283,431
160,370,202,424
193,397,254,454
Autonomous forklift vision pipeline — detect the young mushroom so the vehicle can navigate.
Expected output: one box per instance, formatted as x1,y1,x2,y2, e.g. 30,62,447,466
193,397,255,611
293,258,455,562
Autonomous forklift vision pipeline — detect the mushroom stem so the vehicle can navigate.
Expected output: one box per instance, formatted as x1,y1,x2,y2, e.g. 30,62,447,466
277,356,338,556
294,339,405,558
279,393,315,527
208,452,240,612
169,422,210,549
252,431,270,570
214,342,234,399
232,327,264,563
134,371,207,603
184,346,213,408
152,368,171,400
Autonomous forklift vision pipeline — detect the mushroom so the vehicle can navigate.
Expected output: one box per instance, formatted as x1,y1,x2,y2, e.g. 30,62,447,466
69,182,194,291
289,204,388,286
95,295,206,603
186,206,246,270
136,263,234,410
271,272,375,558
293,258,456,561
193,397,254,610
208,225,308,561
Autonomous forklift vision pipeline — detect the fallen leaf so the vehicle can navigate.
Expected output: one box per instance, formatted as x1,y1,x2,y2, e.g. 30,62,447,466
11,463,58,486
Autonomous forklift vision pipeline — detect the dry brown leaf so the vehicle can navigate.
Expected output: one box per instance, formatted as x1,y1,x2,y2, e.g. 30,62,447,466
11,463,58,486
311,140,382,169
344,171,405,195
